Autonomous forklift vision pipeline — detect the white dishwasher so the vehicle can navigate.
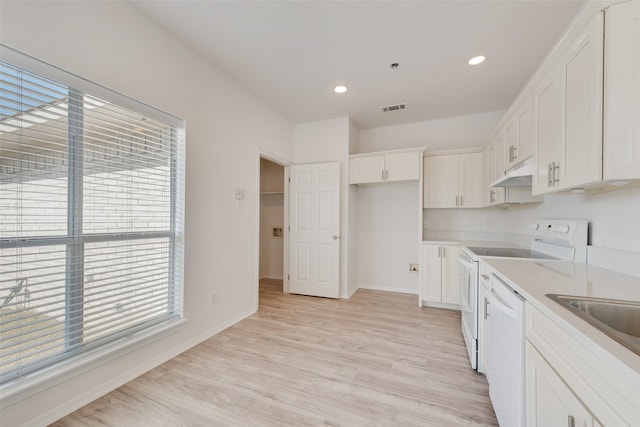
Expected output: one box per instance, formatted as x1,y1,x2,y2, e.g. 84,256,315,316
486,273,525,427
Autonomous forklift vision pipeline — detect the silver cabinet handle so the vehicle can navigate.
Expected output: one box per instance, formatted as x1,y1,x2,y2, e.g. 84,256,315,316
567,415,575,427
548,162,553,187
512,145,517,162
455,195,459,207
553,163,560,185
460,195,463,207
484,297,489,319
381,170,385,181
481,274,490,280
332,235,339,240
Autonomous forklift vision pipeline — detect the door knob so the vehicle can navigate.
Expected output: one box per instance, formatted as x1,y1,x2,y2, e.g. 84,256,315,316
332,235,339,240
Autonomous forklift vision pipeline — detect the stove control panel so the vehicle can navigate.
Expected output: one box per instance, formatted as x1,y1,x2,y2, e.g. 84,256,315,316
529,220,588,242
528,220,589,263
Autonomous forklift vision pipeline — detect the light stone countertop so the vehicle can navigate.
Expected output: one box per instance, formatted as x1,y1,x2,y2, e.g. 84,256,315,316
422,239,524,249
481,257,640,386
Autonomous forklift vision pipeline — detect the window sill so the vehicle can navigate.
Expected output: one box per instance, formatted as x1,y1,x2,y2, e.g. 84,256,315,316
0,316,188,407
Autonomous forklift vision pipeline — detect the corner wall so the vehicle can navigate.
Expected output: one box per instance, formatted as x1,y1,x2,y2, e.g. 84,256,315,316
0,2,294,425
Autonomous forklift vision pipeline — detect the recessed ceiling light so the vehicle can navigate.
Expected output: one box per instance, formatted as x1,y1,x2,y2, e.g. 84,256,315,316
334,85,348,94
468,55,486,65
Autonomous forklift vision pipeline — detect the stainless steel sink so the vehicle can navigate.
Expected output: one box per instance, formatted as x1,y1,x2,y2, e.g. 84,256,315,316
546,294,640,356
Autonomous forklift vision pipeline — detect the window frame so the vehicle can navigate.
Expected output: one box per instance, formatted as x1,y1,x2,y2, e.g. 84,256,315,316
0,45,185,389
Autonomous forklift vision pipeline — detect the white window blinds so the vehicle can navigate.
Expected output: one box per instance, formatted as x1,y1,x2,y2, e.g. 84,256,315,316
0,49,184,384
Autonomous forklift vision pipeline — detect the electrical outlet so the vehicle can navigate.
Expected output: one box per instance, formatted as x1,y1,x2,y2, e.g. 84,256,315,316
209,292,216,305
409,263,419,272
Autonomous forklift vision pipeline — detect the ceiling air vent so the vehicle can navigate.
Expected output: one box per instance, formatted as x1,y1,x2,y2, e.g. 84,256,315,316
381,103,406,113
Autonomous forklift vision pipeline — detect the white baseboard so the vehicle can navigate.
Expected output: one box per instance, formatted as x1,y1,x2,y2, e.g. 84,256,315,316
357,284,418,295
24,308,256,427
421,300,461,311
341,285,359,299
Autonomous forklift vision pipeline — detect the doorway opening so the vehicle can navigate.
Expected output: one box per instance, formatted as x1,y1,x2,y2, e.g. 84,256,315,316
258,156,286,306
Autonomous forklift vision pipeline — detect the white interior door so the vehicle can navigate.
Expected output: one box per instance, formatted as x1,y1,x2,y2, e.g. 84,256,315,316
289,162,340,298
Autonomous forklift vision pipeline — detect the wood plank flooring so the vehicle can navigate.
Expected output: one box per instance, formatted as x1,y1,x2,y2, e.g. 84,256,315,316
51,281,497,426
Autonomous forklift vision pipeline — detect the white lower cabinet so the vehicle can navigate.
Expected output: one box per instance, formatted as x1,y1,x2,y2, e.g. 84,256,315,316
526,302,639,426
420,243,460,307
527,342,601,427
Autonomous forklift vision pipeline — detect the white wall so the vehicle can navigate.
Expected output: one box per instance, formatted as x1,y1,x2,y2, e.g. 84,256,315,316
294,117,353,297
359,111,505,153
357,184,421,293
347,119,360,297
355,112,505,293
1,2,294,426
260,194,284,279
505,186,640,253
259,159,285,279
422,186,640,256
423,208,509,241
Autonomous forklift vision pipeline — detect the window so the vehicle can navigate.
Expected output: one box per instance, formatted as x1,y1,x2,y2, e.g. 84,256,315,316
0,47,184,385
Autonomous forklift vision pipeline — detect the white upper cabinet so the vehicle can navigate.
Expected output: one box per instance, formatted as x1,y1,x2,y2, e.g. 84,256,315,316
349,149,422,184
424,152,483,208
349,155,386,183
385,151,421,182
604,1,640,181
562,12,604,189
504,93,534,170
459,152,484,208
423,155,459,208
533,12,604,195
533,65,564,195
485,139,506,206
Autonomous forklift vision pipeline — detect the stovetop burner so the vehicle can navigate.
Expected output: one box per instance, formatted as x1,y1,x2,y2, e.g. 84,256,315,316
465,247,559,260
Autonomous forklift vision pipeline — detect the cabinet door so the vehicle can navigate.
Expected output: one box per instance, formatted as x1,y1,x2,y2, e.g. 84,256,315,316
504,116,518,169
423,155,459,208
561,13,603,189
533,66,563,195
385,151,420,182
349,156,385,184
421,244,443,303
487,139,506,205
441,244,460,305
604,1,640,181
459,152,484,208
516,94,534,163
527,343,600,427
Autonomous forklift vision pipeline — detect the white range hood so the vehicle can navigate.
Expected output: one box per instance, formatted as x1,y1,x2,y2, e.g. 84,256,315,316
492,157,535,187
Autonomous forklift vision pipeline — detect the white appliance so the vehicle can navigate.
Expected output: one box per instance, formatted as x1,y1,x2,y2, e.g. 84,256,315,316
459,219,588,372
459,250,479,370
486,274,526,427
491,157,535,188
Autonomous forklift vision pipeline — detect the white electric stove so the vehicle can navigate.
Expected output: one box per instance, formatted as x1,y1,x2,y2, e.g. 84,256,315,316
459,220,588,370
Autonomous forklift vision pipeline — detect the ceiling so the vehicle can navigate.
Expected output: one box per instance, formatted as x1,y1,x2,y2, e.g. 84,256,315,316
131,1,584,130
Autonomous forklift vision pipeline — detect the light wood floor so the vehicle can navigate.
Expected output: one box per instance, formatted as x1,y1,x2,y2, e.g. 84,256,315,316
52,281,498,426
